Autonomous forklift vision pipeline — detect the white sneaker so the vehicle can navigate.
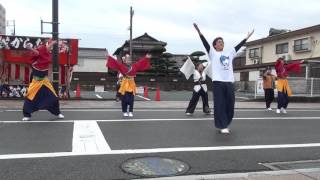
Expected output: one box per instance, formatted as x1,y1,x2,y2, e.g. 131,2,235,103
128,112,133,117
185,112,192,116
123,112,129,117
276,109,281,114
220,128,230,134
281,108,287,114
267,107,272,111
57,114,64,119
22,117,30,121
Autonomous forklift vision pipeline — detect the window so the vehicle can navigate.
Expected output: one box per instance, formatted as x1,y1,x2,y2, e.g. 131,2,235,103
240,71,249,81
294,38,310,52
276,43,288,54
249,48,260,58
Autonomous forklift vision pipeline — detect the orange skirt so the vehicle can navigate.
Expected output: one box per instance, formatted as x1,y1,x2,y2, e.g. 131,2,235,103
118,77,136,95
276,79,292,96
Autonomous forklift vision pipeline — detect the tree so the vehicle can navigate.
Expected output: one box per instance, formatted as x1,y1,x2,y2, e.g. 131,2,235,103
147,46,165,75
161,52,179,76
189,51,208,64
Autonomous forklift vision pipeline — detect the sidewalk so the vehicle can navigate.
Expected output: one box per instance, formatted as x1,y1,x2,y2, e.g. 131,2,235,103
138,168,320,180
0,99,320,109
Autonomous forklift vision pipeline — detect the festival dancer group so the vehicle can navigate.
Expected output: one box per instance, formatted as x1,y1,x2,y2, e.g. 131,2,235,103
20,23,304,137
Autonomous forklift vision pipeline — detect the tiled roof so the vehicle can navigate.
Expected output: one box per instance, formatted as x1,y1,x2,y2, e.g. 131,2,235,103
246,24,320,46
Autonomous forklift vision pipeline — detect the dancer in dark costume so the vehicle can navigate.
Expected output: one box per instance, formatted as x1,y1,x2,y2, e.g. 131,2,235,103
181,57,212,116
107,53,151,117
275,57,304,114
22,40,64,121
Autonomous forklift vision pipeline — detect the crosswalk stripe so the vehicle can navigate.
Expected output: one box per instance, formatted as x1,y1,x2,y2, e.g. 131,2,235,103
72,121,111,153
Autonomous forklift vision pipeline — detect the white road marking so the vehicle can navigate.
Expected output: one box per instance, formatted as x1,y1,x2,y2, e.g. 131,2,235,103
3,109,320,112
136,94,151,101
0,117,320,123
95,94,103,99
1,143,320,159
237,96,250,100
72,121,111,153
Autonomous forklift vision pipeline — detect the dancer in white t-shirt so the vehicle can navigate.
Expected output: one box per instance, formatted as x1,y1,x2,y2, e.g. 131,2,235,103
193,23,254,134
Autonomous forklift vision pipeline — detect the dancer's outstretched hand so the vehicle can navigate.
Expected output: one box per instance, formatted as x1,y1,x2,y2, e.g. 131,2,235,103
26,43,33,50
146,53,152,58
193,23,201,34
246,29,254,40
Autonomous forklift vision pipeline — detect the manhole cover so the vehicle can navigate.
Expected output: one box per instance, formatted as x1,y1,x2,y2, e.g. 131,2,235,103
121,157,189,177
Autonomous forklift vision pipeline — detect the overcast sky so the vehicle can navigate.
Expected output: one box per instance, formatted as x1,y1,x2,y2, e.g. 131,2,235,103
2,0,320,55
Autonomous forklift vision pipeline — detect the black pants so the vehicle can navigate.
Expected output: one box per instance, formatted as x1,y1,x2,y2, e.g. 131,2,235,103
122,92,134,112
23,86,61,117
212,81,235,129
277,91,289,109
264,88,274,108
186,88,210,113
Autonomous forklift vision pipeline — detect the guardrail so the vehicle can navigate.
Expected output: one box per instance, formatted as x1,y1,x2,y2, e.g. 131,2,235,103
255,77,320,98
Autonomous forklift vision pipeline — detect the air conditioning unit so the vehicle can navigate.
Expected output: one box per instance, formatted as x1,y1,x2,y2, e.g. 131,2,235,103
253,59,259,64
280,54,292,62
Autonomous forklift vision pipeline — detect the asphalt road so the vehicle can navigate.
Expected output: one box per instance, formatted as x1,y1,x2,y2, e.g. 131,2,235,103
1,108,320,180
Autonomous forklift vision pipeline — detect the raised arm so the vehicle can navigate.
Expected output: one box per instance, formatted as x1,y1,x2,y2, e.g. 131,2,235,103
132,54,152,72
26,43,39,56
47,40,57,51
106,55,121,71
193,23,210,53
284,60,304,73
234,29,254,52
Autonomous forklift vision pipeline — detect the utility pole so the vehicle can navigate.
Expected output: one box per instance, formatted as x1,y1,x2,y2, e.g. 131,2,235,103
52,0,59,94
129,6,133,59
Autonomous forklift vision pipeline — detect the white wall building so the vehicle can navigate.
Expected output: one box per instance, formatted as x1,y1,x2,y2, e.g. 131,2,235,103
245,24,320,79
73,47,108,73
0,4,5,34
233,24,320,93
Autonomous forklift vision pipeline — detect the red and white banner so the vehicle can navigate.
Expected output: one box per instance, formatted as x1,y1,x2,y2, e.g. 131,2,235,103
3,63,71,85
3,63,31,84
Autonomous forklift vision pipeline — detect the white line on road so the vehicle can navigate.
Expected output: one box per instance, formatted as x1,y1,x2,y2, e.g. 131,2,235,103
72,121,111,153
3,109,320,112
1,143,320,160
0,117,320,123
95,94,103,99
237,96,250,100
136,94,151,101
